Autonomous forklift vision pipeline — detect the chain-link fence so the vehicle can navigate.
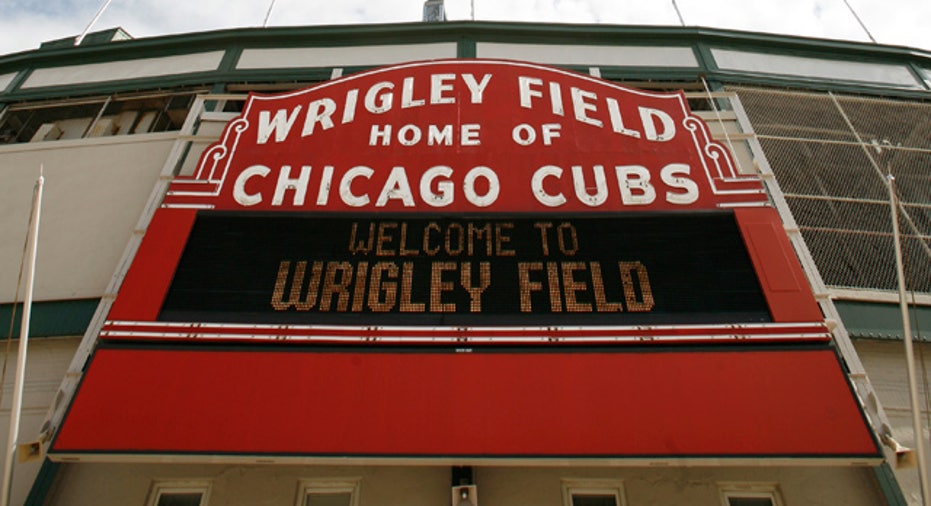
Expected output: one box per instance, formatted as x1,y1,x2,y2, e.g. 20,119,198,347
731,86,931,294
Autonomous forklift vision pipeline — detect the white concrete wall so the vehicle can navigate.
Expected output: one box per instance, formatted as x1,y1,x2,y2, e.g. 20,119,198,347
237,44,457,70
476,43,698,68
22,52,224,89
711,48,922,89
43,463,884,505
0,134,175,303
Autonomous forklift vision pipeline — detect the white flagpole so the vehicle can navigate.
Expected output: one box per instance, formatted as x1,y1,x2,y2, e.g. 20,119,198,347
671,0,686,26
76,0,113,46
0,167,44,506
263,0,278,28
888,173,930,505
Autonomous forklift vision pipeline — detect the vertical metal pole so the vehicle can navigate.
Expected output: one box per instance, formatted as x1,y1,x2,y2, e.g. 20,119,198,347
889,174,930,505
0,169,44,506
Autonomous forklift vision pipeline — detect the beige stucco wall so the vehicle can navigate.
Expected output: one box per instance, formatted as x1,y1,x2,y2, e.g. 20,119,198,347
43,462,884,505
855,338,931,505
0,337,81,505
0,134,175,303
479,466,883,505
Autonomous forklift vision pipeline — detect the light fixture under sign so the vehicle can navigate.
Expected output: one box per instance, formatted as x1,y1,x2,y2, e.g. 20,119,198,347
452,485,477,506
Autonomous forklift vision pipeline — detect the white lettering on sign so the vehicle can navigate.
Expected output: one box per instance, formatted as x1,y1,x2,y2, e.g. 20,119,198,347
254,73,493,145
232,164,698,210
529,164,698,208
369,124,482,147
462,73,492,103
253,74,678,149
272,165,311,206
341,166,375,207
518,75,676,142
463,166,499,207
512,123,562,146
302,98,337,136
660,163,700,205
531,165,566,207
401,77,425,108
365,81,394,114
421,166,454,207
376,167,416,207
220,66,720,212
233,165,271,205
257,107,302,144
572,165,608,207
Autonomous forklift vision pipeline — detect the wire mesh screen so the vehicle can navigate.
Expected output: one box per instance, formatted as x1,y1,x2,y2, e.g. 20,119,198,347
730,86,931,293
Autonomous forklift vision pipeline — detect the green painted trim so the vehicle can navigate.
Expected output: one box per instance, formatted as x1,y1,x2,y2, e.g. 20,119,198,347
907,62,931,91
704,39,921,69
218,46,243,74
588,67,701,81
874,462,908,506
2,71,224,102
708,69,931,100
692,41,718,73
24,459,60,506
3,22,929,71
222,67,341,84
836,300,931,341
705,64,923,93
205,50,241,111
0,299,98,338
2,64,710,103
205,83,227,112
1,22,931,103
4,67,32,95
457,36,477,59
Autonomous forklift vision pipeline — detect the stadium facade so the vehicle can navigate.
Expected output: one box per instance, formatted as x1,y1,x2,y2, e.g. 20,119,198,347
0,17,930,506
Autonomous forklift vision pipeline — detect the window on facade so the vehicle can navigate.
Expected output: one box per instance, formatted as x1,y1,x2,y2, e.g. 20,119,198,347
726,497,775,506
156,492,204,506
719,483,783,506
303,492,352,506
562,479,626,506
0,89,204,144
146,481,210,506
571,494,620,506
296,478,360,506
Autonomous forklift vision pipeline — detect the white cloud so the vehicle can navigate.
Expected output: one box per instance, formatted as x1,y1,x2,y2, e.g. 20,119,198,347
0,0,927,56
0,13,84,55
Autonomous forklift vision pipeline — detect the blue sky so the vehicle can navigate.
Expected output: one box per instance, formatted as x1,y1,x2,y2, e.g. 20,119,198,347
0,0,928,56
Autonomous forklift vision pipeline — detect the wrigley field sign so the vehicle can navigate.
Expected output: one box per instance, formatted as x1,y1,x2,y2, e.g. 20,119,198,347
102,59,824,343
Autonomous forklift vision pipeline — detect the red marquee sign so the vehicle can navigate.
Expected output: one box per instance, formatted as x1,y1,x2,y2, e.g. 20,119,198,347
102,59,824,345
50,60,878,463
164,60,764,212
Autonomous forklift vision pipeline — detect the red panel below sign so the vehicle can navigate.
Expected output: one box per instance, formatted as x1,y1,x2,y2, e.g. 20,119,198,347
735,207,823,323
51,347,878,459
108,207,197,322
